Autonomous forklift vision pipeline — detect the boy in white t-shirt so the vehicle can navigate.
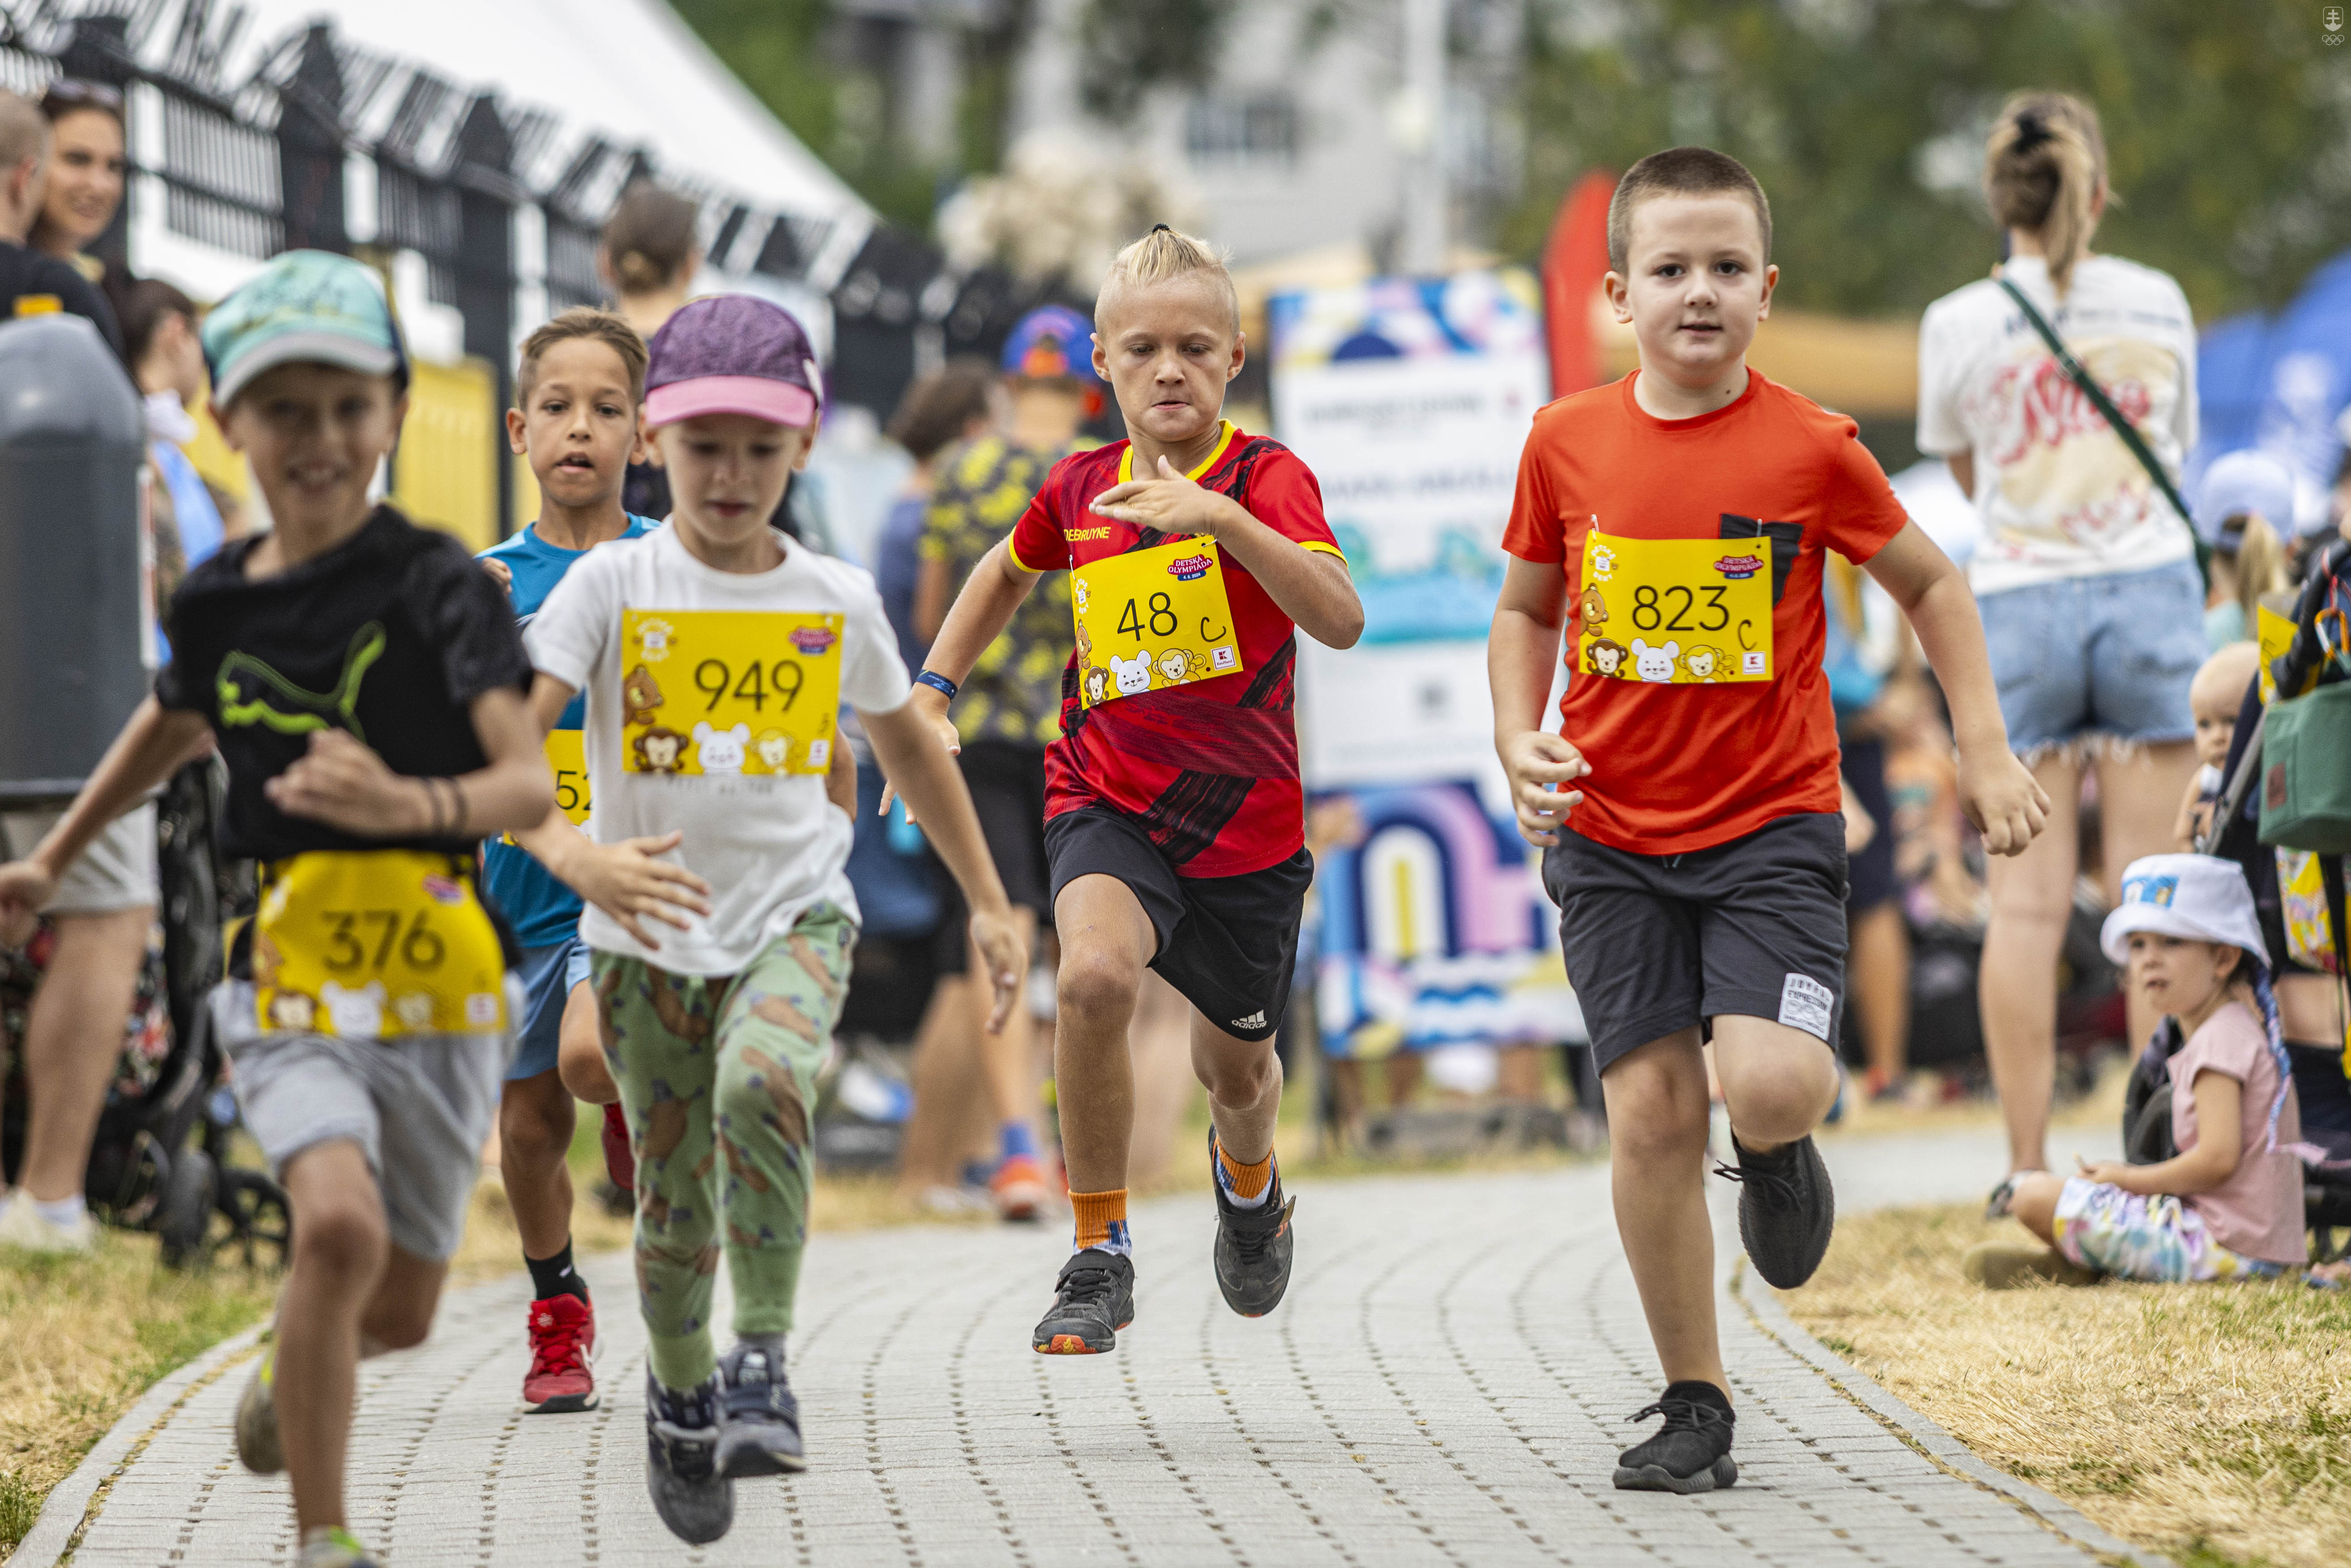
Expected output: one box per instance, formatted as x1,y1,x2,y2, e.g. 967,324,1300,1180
519,296,1026,1546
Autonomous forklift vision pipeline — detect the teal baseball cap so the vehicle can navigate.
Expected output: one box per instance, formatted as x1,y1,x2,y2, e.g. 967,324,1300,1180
202,250,407,405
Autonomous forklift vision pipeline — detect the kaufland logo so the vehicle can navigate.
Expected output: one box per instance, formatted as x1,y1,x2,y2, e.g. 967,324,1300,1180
1713,553,1764,580
790,626,837,655
1167,554,1213,581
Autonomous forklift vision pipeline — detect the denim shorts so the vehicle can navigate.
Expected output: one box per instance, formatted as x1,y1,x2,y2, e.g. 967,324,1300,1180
1975,559,2204,755
507,935,593,1082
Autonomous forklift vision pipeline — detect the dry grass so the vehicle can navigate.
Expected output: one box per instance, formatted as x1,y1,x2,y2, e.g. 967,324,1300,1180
1783,1204,2351,1568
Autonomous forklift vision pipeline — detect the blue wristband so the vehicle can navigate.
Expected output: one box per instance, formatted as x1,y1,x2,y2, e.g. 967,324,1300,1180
914,669,958,702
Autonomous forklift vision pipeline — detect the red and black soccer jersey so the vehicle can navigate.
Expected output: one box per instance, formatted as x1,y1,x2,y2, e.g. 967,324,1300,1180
1007,422,1345,878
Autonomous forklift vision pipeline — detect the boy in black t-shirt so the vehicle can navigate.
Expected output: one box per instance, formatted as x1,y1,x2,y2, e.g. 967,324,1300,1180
0,251,554,1568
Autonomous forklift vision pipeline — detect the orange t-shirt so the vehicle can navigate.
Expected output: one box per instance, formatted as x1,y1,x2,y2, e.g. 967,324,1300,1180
1500,371,1910,855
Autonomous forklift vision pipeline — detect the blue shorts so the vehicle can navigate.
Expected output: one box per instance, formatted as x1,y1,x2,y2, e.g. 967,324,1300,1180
1975,560,2203,756
506,936,592,1082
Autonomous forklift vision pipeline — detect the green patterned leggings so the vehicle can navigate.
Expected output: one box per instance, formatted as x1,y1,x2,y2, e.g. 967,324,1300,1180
591,904,855,1389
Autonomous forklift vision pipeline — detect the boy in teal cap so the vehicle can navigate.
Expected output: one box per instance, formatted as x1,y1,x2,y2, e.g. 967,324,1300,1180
0,249,555,1568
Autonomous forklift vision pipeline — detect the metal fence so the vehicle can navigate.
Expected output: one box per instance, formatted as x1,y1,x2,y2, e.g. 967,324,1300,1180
2,1,1073,536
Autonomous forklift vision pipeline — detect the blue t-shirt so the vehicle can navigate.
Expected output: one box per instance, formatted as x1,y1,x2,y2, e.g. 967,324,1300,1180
478,515,657,947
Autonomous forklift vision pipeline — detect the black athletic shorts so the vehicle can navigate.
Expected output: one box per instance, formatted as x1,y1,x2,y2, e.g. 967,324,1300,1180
1541,813,1849,1074
935,739,1052,976
1044,805,1311,1044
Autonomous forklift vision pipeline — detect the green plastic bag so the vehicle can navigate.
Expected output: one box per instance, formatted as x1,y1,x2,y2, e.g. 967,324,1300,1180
2260,670,2351,854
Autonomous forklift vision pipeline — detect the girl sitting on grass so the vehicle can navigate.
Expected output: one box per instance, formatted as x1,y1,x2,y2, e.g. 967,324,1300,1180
1972,854,2310,1288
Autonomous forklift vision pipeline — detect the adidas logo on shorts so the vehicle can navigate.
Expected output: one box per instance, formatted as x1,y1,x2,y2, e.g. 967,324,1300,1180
1231,1010,1267,1031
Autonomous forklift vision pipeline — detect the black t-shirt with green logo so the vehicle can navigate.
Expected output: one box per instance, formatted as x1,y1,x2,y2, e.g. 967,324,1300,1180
154,506,532,862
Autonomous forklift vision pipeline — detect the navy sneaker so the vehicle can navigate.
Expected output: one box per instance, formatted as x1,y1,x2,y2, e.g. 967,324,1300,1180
715,1342,805,1478
1614,1381,1738,1494
1032,1248,1135,1355
645,1372,734,1544
1209,1130,1296,1318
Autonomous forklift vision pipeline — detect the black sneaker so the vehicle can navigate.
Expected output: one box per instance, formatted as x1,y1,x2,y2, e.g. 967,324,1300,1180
1209,1130,1295,1318
1032,1247,1135,1355
1613,1381,1738,1493
645,1372,734,1544
1717,1133,1835,1289
715,1342,805,1478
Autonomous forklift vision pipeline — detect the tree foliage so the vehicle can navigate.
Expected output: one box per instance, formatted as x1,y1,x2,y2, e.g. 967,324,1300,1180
1505,0,2351,320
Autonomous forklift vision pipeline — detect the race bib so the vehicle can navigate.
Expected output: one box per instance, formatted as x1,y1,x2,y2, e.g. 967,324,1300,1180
253,850,507,1039
619,609,842,775
1072,538,1244,708
1578,530,1773,684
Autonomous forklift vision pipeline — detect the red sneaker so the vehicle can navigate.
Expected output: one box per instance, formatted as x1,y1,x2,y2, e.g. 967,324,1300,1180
522,1292,600,1414
991,1153,1050,1223
601,1101,635,1194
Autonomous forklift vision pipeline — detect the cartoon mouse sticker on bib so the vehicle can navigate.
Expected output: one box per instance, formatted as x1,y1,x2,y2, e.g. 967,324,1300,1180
1579,531,1773,683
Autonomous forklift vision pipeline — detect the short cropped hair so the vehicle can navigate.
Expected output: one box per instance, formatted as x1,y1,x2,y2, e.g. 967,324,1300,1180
1606,147,1773,275
1095,224,1239,335
0,89,48,175
516,307,648,408
887,358,997,464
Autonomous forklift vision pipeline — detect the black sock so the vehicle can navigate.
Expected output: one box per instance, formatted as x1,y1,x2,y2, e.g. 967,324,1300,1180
1664,1379,1733,1416
526,1240,589,1304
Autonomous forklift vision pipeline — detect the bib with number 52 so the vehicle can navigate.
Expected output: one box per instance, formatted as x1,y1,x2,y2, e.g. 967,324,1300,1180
1579,530,1774,684
619,609,843,775
1072,538,1245,708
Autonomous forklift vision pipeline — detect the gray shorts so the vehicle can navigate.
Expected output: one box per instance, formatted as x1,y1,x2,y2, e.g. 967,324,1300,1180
0,804,158,916
214,980,517,1262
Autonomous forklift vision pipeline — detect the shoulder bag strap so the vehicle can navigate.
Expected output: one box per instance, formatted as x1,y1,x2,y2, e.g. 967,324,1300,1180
1995,273,2211,589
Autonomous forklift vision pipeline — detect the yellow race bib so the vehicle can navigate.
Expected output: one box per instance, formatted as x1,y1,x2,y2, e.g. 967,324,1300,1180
1579,530,1774,684
253,851,507,1039
619,609,842,775
1071,538,1244,707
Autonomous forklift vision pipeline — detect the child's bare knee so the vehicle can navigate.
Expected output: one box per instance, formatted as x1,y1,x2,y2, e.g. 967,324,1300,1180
1058,947,1141,1028
294,1202,389,1278
2010,1172,2065,1240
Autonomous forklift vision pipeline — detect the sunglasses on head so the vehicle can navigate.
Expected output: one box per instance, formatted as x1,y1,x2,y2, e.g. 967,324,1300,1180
41,79,125,116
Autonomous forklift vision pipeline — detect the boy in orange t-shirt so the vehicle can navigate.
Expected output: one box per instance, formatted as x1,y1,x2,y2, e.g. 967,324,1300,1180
1489,148,2048,1494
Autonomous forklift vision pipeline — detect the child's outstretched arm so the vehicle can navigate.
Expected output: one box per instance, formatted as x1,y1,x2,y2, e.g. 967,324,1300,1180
263,686,554,841
1861,521,2050,856
1488,555,1587,848
862,699,1028,1031
0,698,213,941
879,537,1039,815
2077,1069,2243,1197
1088,457,1363,649
508,672,712,950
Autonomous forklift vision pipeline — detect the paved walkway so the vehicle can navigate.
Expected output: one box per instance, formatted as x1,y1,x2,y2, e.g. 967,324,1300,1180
14,1126,2158,1568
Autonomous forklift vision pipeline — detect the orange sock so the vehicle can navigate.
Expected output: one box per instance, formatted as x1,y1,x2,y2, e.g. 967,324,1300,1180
1216,1143,1273,1201
1071,1188,1130,1254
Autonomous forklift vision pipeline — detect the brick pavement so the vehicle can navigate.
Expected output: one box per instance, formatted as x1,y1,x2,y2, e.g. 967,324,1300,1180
13,1125,2159,1568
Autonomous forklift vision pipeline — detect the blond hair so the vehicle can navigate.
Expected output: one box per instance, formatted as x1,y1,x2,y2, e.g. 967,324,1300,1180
516,307,649,407
1984,92,2106,297
1095,224,1239,334
0,89,48,178
1606,146,1772,275
2218,511,2288,634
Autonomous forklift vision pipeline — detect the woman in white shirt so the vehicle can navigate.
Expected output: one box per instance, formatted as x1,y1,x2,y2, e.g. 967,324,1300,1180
1916,92,2206,1211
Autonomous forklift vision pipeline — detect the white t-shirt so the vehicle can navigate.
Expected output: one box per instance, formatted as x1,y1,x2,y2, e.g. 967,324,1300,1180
526,527,912,976
1916,254,2199,597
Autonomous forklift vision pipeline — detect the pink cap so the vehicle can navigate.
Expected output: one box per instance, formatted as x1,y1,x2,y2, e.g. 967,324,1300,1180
643,374,818,430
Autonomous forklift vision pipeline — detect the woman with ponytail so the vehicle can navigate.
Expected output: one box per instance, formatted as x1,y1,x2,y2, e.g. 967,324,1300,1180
1918,92,2208,1210
597,182,703,521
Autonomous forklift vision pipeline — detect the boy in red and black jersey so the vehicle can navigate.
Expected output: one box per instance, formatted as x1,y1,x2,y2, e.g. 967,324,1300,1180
905,226,1361,1355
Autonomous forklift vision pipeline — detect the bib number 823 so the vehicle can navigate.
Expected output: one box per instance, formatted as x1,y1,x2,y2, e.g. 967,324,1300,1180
1630,584,1731,633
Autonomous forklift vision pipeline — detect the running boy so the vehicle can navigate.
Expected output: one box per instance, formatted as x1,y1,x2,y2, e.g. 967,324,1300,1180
1488,149,2047,1494
476,307,666,1414
909,225,1362,1355
0,251,554,1568
516,294,1027,1544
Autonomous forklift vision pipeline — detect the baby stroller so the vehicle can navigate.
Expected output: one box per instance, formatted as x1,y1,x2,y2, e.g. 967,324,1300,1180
2183,532,2351,1262
0,759,289,1270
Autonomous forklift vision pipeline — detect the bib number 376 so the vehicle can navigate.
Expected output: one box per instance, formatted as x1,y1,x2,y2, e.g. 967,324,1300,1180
1578,530,1773,684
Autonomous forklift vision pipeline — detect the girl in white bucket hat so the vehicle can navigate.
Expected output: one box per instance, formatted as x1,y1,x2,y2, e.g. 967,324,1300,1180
1970,853,2311,1287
